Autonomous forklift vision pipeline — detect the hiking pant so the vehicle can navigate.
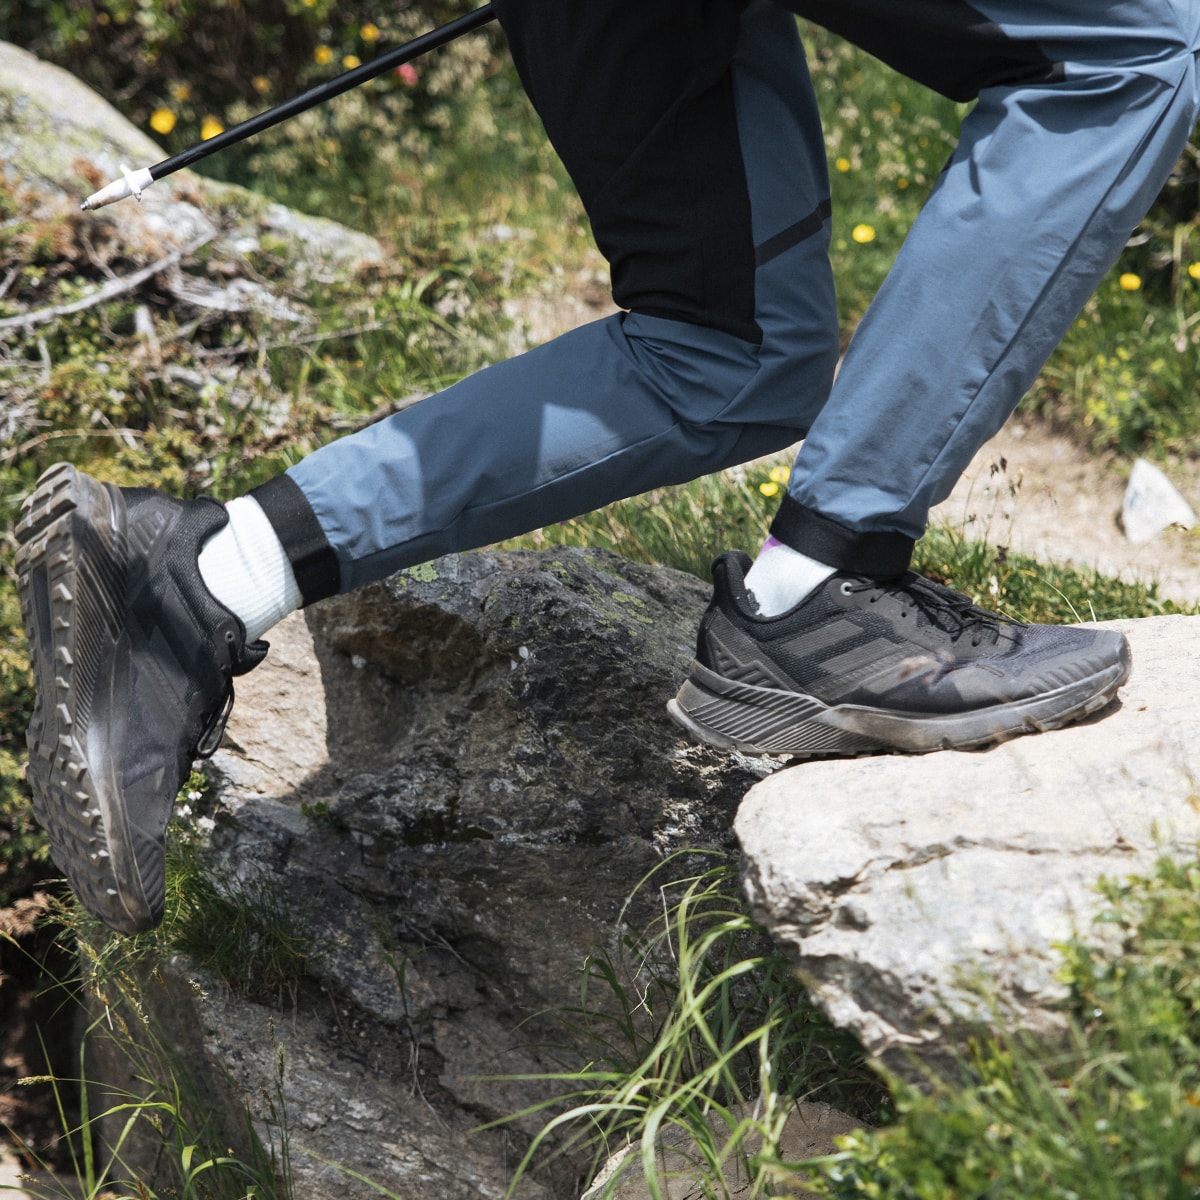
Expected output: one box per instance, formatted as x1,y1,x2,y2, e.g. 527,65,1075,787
253,0,1200,602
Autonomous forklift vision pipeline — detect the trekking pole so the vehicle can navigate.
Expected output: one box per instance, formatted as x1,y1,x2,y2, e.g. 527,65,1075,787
81,3,497,210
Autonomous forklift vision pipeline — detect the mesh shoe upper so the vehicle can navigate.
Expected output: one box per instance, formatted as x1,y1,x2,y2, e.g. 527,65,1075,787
111,488,266,911
692,551,1129,720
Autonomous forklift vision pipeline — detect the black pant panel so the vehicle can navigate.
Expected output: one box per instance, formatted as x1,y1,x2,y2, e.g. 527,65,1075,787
491,0,1061,347
492,0,761,341
781,0,1060,101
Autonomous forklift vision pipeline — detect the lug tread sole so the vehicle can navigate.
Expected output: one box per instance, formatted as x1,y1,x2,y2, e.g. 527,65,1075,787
16,464,151,935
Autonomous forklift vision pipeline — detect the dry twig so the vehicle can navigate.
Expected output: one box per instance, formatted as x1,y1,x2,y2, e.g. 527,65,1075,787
0,230,216,335
329,391,430,432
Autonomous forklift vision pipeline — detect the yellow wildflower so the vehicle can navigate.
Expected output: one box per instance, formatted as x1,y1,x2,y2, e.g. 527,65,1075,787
343,54,361,69
759,481,780,498
768,465,790,484
149,108,176,135
851,223,876,244
200,116,225,140
835,156,851,173
1188,262,1200,280
361,22,381,41
314,44,333,65
1118,272,1142,292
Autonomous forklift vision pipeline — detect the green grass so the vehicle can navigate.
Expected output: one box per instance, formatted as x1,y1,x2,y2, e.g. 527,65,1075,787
505,453,1196,624
1030,272,1200,458
497,853,1200,1200
817,855,1200,1200
491,857,884,1200
4,894,293,1199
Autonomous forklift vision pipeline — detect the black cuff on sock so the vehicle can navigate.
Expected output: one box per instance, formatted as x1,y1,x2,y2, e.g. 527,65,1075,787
249,473,341,605
769,494,915,579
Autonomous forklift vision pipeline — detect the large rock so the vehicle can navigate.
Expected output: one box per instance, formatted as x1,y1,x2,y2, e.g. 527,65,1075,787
115,548,764,1200
736,614,1200,1076
0,39,382,290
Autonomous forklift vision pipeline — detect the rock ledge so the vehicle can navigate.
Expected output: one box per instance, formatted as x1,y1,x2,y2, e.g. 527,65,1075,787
736,614,1200,1074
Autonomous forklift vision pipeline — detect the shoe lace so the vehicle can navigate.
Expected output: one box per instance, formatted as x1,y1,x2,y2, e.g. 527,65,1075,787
196,681,235,759
193,629,263,759
846,573,1017,648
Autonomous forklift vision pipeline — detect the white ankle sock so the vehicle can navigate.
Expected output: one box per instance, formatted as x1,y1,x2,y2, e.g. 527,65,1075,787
197,496,302,643
744,537,836,616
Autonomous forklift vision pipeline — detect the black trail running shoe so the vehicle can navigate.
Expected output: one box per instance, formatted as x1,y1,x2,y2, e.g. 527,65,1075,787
668,551,1131,759
15,463,266,934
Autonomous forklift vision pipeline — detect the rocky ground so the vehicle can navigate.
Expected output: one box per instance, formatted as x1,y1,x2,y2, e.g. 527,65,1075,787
938,419,1200,607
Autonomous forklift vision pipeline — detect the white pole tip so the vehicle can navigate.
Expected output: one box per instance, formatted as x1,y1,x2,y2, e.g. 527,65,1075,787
80,165,154,211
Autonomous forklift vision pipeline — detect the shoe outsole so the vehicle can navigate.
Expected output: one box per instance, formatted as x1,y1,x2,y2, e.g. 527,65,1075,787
15,463,154,935
667,646,1131,760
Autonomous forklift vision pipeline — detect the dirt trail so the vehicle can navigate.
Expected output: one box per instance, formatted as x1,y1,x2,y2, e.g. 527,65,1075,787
937,418,1200,607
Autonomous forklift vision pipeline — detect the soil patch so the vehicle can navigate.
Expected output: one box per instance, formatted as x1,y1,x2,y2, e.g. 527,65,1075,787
938,419,1200,606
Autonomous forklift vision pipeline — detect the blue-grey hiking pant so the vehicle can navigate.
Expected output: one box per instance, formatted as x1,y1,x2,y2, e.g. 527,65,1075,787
251,0,1200,602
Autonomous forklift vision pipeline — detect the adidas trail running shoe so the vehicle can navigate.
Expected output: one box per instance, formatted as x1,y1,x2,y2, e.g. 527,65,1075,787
669,551,1131,759
16,464,266,934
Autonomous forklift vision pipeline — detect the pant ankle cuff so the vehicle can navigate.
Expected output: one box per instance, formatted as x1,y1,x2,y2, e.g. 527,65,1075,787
248,473,341,605
769,494,914,578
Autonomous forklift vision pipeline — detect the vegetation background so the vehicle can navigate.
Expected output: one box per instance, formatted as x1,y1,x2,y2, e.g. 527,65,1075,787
1,2,1200,1196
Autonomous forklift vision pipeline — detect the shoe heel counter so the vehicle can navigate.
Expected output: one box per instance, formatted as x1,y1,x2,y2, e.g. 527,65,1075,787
696,604,758,672
695,602,801,693
695,601,731,670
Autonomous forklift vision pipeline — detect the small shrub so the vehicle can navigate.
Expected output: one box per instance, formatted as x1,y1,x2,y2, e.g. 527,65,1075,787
0,573,46,907
6,903,291,1200
165,841,313,1006
0,0,500,170
1027,270,1200,457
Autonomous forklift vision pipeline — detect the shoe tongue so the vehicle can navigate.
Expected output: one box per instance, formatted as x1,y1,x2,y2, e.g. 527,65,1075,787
235,638,269,676
715,550,758,609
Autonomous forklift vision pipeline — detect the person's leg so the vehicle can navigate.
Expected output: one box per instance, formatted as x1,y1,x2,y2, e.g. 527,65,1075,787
17,0,840,933
248,0,838,599
665,0,1194,756
773,0,1200,566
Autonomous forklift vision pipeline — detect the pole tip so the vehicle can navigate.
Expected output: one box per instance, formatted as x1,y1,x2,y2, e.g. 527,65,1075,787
80,165,154,211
